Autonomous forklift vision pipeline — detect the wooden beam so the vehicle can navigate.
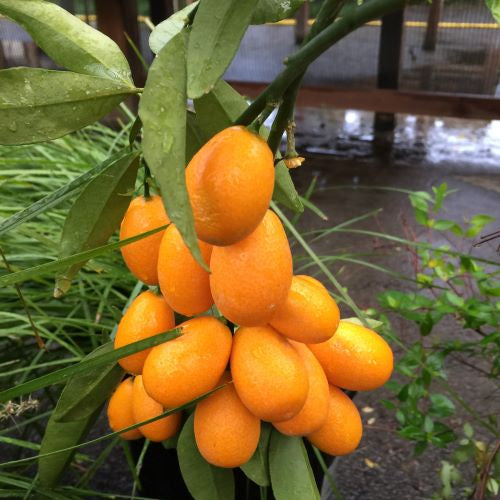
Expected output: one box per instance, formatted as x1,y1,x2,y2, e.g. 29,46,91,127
95,0,145,87
229,82,500,121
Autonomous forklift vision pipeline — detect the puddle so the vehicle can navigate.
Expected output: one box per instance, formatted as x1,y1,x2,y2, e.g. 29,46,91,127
293,108,500,169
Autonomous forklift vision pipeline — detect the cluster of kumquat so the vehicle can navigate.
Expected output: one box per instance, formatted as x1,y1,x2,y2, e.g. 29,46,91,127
106,126,394,467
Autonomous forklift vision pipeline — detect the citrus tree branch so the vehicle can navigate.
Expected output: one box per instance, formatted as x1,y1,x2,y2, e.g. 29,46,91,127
236,0,406,126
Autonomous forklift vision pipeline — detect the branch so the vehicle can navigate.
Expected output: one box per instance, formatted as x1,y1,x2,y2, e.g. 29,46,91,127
236,0,406,126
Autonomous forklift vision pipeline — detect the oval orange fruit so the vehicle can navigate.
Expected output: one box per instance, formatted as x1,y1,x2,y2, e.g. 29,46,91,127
194,373,260,468
132,375,181,442
107,378,142,440
114,291,175,374
142,316,232,408
157,224,213,316
308,320,393,391
210,210,293,326
120,195,169,285
273,341,329,436
186,126,274,246
230,325,308,422
270,275,340,343
307,385,362,456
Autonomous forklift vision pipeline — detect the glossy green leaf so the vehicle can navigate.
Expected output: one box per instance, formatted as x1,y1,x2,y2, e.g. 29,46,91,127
194,79,248,139
53,343,123,423
0,0,132,84
55,152,140,296
0,150,130,236
0,224,167,288
178,414,235,500
252,0,305,24
0,328,181,404
269,431,320,500
139,32,207,270
0,68,137,145
39,406,101,488
273,161,304,213
240,422,272,487
149,2,198,54
187,0,259,99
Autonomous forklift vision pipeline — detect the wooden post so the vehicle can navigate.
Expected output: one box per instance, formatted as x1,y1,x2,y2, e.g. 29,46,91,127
294,3,309,45
95,0,146,87
423,0,443,52
149,0,175,26
374,9,405,136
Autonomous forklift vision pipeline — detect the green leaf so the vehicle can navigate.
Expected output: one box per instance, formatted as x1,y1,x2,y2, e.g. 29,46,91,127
0,0,132,84
187,0,259,99
240,423,271,487
269,431,320,500
466,214,495,238
53,343,123,423
139,32,207,270
194,79,248,140
149,2,198,54
424,415,434,433
432,183,448,212
39,406,101,488
429,394,455,418
0,68,137,145
486,0,500,23
463,423,474,439
0,328,181,403
0,150,130,237
177,414,235,500
55,152,140,296
433,220,460,232
252,0,305,24
273,161,304,213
